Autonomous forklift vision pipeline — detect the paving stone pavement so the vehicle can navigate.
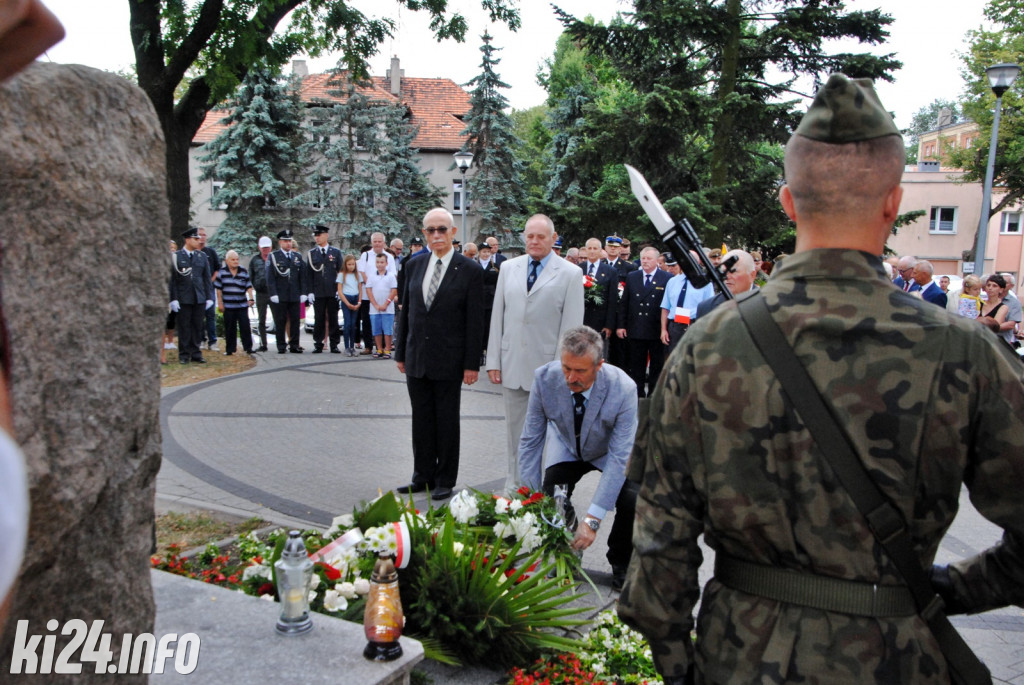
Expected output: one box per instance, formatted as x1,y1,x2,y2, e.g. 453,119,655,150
158,329,1024,683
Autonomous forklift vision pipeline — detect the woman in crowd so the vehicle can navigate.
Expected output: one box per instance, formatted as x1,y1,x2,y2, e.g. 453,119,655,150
336,254,363,356
215,250,255,356
977,274,1009,333
946,274,983,319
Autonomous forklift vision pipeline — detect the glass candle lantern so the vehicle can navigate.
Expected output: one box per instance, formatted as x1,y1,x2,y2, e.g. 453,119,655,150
274,530,314,636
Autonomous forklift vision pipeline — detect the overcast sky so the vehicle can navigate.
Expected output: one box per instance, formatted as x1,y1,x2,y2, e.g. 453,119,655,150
41,0,994,128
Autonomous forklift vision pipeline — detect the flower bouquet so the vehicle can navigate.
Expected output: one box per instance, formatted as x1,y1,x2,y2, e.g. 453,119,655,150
583,273,604,307
152,488,590,668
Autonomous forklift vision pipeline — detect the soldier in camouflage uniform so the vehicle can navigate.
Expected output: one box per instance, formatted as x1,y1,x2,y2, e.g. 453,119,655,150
618,74,1024,684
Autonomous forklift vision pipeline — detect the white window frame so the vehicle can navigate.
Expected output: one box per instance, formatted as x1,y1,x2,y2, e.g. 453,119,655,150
1001,211,1022,235
453,179,463,211
929,206,958,234
210,180,227,210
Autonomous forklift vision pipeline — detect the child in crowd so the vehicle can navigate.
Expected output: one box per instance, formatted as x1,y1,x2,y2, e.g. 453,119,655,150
365,253,397,359
336,254,363,356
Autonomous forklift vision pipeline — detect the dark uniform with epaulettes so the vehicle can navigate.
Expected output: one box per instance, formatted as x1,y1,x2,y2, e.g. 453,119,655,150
266,229,308,353
617,267,670,397
168,227,213,363
305,225,343,353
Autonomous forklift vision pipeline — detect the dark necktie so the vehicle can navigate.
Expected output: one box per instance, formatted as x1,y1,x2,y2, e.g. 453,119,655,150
645,273,652,288
527,260,540,292
426,258,442,309
573,392,586,458
588,263,595,277
321,248,327,256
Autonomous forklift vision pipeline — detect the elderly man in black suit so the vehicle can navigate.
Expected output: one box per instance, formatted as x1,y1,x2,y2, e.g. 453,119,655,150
580,237,617,342
169,227,214,364
394,208,484,501
616,246,670,397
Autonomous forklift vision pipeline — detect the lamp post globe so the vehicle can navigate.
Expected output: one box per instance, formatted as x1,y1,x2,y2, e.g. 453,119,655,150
453,150,473,234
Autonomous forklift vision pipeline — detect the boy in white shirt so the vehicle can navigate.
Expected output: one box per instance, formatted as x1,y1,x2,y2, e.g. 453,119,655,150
365,253,398,358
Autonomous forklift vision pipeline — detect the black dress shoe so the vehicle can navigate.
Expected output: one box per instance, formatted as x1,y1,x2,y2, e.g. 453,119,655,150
611,565,628,592
396,482,427,494
258,345,268,352
431,486,453,500
194,358,207,364
290,348,303,353
278,348,287,354
330,347,341,354
312,348,323,354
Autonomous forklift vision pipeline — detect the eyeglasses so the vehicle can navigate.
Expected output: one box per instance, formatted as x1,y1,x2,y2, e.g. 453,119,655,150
424,227,449,235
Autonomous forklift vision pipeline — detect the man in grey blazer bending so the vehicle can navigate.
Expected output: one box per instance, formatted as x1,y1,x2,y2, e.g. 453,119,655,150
486,214,584,493
518,326,638,590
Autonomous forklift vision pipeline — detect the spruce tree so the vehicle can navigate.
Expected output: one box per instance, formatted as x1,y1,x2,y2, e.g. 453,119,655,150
373,101,445,240
290,77,382,239
199,67,303,254
460,32,528,241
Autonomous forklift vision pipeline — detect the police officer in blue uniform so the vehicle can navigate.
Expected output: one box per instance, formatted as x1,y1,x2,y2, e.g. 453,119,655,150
266,228,308,354
305,225,343,353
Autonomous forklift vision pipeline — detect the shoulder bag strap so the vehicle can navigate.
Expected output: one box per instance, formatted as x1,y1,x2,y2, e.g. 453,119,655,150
736,293,990,685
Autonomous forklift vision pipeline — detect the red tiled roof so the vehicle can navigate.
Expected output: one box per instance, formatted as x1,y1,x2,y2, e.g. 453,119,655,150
192,70,471,151
193,109,231,144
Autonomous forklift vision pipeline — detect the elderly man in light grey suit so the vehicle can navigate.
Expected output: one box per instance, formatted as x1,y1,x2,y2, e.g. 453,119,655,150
519,326,638,590
487,214,585,493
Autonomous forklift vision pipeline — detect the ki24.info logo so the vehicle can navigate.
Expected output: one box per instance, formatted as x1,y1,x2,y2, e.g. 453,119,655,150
9,619,200,675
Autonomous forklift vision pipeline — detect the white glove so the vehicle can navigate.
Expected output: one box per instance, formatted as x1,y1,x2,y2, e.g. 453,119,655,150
300,295,307,304
205,300,214,310
270,295,280,304
307,293,315,304
169,300,180,313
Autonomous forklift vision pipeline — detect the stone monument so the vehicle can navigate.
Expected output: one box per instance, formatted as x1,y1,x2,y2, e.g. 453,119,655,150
0,62,167,682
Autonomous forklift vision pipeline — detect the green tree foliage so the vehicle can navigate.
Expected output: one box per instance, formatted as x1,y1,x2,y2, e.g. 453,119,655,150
548,0,901,253
950,0,1024,218
509,105,549,215
904,99,963,164
129,0,520,237
459,32,528,241
198,66,304,254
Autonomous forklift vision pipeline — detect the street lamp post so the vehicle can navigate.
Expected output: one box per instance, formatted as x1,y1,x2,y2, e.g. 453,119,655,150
972,62,1020,276
453,150,474,235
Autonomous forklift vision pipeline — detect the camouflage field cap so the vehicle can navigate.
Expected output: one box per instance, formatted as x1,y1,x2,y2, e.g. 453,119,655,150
795,74,900,143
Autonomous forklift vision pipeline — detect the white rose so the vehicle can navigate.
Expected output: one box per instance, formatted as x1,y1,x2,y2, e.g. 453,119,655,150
322,589,349,613
494,498,509,515
509,499,523,514
336,582,358,599
353,578,371,595
242,563,272,581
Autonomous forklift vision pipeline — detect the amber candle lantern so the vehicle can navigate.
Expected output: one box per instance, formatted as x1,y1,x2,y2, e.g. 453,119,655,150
363,553,404,661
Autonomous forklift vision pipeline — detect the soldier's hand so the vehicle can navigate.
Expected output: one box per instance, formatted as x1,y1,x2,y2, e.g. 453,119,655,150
169,300,180,313
616,328,627,339
602,327,612,339
307,293,315,304
270,295,280,304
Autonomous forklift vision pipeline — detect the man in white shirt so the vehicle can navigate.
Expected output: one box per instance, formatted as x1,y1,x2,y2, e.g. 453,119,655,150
356,232,396,354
